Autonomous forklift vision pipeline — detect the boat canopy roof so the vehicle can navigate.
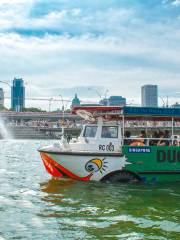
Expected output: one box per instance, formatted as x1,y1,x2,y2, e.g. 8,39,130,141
72,106,180,121
124,107,180,121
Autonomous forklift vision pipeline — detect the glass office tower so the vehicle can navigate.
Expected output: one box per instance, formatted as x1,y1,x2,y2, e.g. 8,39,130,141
141,85,158,107
11,78,25,111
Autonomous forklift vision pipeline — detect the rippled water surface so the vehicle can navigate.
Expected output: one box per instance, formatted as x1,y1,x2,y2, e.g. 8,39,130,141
0,140,180,240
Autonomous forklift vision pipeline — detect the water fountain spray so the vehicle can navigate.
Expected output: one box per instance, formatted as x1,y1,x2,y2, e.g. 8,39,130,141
0,117,12,139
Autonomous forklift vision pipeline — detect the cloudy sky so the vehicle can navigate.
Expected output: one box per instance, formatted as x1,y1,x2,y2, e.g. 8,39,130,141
0,0,180,109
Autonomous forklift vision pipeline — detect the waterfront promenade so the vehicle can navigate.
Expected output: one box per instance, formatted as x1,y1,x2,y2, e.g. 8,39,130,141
0,111,82,139
0,111,79,121
4,124,180,139
1,110,180,139
7,125,81,139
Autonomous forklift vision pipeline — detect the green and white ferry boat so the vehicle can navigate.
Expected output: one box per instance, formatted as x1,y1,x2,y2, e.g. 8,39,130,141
38,106,180,183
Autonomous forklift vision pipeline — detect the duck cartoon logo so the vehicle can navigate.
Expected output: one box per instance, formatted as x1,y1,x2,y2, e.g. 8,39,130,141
85,158,108,174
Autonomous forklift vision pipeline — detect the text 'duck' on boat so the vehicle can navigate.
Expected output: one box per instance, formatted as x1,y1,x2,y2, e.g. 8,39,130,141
38,106,180,183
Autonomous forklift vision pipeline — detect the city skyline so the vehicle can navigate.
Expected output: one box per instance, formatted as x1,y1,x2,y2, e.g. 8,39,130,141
0,80,178,112
0,78,178,110
0,1,180,109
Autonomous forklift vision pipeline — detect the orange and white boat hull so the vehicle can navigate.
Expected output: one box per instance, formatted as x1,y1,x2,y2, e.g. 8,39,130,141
39,149,129,181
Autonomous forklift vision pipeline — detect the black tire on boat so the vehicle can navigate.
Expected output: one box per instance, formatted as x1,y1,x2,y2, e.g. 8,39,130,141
101,170,140,183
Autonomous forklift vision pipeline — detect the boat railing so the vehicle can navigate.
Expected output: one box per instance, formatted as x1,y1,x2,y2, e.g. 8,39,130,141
123,137,180,146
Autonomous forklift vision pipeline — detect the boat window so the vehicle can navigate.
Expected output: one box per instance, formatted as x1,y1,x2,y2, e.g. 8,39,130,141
101,126,118,138
83,126,97,138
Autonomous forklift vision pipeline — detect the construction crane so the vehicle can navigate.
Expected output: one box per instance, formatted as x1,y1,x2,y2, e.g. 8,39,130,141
4,96,71,102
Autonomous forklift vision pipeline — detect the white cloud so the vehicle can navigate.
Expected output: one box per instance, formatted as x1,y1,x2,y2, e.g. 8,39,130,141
163,0,180,6
0,6,134,35
0,0,34,30
0,1,180,109
1,0,33,3
171,0,180,6
0,32,180,105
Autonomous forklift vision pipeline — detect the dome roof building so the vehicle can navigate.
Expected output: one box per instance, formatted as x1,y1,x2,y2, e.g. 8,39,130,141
72,94,81,107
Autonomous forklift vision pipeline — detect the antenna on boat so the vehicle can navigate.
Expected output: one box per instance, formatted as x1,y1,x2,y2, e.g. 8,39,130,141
76,110,96,122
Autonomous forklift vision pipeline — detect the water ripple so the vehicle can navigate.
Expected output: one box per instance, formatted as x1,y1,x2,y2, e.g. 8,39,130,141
0,140,180,240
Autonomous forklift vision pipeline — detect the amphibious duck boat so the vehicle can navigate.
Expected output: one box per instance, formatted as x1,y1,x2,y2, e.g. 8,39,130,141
38,106,180,183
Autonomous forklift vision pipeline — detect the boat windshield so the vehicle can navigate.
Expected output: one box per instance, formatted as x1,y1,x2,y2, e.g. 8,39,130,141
101,126,118,138
83,126,98,138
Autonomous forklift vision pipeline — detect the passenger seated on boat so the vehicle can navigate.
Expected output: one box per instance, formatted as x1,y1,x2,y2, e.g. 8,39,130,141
130,130,146,146
164,130,170,146
169,136,179,146
157,131,166,146
139,130,147,144
130,132,145,146
124,131,132,145
171,140,178,146
130,140,145,146
149,131,159,146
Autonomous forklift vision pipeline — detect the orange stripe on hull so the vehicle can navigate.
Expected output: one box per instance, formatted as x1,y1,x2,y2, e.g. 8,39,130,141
40,152,92,181
40,152,63,177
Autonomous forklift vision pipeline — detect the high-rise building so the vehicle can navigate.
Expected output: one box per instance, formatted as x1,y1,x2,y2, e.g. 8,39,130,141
0,88,4,106
141,85,158,107
108,96,126,106
100,96,126,106
11,78,25,111
172,102,180,108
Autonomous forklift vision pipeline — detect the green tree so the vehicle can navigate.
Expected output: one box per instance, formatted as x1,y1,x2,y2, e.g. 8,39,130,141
0,105,7,111
22,107,46,112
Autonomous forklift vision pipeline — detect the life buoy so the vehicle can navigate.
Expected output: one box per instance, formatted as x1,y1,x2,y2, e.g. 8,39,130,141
130,141,145,146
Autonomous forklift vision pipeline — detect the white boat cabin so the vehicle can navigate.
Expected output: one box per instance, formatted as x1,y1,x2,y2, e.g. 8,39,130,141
68,119,123,153
44,119,122,154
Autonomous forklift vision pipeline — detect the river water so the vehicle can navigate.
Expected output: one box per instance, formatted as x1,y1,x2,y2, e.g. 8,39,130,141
0,140,180,240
